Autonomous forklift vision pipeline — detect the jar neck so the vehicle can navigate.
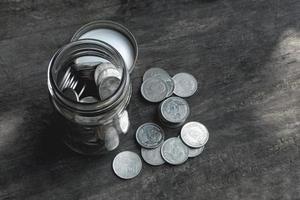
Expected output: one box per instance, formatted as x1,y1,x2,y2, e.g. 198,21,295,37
47,39,130,115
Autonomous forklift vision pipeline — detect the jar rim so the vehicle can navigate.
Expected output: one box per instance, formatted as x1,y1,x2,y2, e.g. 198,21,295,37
47,39,130,113
71,20,138,74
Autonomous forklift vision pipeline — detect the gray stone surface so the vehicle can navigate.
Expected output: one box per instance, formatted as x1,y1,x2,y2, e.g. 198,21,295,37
0,0,299,199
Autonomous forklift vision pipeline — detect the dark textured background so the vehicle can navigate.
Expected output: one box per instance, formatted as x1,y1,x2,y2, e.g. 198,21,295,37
0,0,299,199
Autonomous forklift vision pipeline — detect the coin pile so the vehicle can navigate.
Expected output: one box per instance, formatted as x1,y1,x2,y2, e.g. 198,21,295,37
112,68,209,179
60,62,122,103
141,68,198,102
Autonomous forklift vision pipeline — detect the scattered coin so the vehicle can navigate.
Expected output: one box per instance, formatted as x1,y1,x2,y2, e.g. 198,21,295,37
62,88,79,102
143,67,169,81
141,145,165,166
79,96,98,103
160,96,190,124
178,135,205,158
173,72,197,97
112,151,142,179
155,73,174,98
161,137,189,165
136,123,165,149
188,146,205,158
141,77,168,102
142,68,174,97
181,122,209,148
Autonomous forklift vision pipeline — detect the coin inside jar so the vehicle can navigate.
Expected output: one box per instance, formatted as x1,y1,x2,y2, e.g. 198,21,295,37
180,122,209,148
62,88,79,102
136,123,165,149
112,151,142,179
98,76,121,100
159,96,190,124
141,77,168,103
172,72,197,98
161,137,189,165
95,66,122,100
79,96,98,103
94,62,118,85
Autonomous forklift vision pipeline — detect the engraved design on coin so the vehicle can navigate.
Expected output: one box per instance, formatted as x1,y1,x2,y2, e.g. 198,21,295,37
112,151,142,179
141,77,168,102
160,97,190,123
161,137,189,165
141,145,165,166
181,122,209,148
142,68,174,97
172,72,198,97
136,123,165,148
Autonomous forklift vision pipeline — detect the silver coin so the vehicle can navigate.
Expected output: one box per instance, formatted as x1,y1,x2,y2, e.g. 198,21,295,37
160,96,190,124
155,73,174,98
62,88,79,102
181,122,209,148
96,67,121,86
143,67,169,81
136,123,164,149
161,137,189,165
141,145,165,166
141,77,168,103
99,76,121,100
72,63,98,80
94,63,118,86
178,135,205,157
79,96,98,103
112,151,142,179
188,146,204,158
172,73,198,97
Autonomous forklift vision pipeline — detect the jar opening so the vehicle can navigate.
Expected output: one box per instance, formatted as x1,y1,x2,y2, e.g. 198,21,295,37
48,39,129,113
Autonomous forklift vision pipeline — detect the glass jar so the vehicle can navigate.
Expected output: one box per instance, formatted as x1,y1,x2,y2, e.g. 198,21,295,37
47,39,131,155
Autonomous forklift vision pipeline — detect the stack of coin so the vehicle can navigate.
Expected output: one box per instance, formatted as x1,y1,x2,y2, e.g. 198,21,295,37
179,121,209,158
158,96,190,127
60,61,123,103
60,67,86,102
136,123,165,166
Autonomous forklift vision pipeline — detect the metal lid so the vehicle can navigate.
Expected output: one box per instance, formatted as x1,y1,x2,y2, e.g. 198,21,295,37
71,20,138,73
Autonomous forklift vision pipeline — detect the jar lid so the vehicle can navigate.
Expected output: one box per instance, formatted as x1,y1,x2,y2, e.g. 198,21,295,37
71,20,138,73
